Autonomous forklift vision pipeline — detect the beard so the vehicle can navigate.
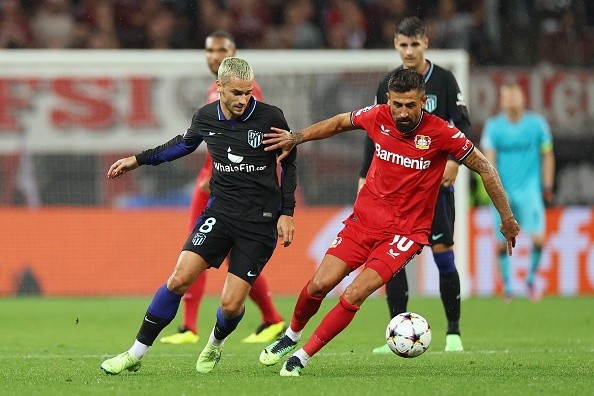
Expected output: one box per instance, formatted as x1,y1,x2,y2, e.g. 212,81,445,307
396,118,416,134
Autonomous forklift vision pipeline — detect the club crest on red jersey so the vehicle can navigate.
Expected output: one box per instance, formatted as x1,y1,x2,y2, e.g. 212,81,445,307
414,135,431,150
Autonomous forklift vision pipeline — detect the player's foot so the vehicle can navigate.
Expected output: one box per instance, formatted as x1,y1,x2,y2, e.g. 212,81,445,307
160,326,199,344
280,356,304,377
100,352,141,375
527,282,542,302
195,342,223,373
259,335,297,366
444,334,464,352
371,343,392,354
241,321,286,343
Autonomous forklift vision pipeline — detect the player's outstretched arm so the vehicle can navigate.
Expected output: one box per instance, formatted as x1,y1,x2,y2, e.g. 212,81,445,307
264,112,354,161
463,148,520,255
107,156,139,179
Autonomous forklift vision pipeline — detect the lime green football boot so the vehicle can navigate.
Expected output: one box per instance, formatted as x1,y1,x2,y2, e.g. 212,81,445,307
195,342,223,373
259,335,297,366
100,352,141,375
241,321,286,343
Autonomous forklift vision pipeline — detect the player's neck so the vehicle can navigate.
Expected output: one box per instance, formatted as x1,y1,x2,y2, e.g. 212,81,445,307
410,60,430,76
506,109,523,123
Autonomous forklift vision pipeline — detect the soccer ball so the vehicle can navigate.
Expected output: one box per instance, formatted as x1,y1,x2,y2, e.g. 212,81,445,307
385,312,432,358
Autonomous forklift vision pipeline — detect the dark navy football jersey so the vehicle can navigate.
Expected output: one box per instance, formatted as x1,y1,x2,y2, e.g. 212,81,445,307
359,61,472,178
136,97,297,223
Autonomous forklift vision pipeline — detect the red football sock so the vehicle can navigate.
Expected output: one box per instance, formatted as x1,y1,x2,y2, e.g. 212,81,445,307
290,282,324,332
249,275,283,324
182,272,206,334
303,296,360,357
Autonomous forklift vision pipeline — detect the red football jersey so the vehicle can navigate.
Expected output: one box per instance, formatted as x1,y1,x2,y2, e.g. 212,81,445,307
350,104,474,244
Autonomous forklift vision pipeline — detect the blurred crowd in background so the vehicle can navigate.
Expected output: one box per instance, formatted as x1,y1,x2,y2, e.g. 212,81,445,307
1,0,593,66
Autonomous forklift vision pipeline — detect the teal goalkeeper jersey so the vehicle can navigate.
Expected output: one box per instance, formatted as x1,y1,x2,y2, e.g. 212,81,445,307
481,111,552,196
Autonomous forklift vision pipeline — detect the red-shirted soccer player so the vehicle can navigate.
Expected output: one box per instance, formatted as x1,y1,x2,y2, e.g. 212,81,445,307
258,69,520,376
160,31,285,345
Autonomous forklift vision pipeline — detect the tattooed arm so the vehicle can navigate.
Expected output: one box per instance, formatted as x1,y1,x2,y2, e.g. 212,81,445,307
463,148,520,255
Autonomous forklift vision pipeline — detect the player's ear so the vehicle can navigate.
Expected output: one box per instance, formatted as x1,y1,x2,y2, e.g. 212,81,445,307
216,80,223,93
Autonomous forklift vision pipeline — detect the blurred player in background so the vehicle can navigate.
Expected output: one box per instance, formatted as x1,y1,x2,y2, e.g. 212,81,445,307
481,80,555,302
101,57,297,375
359,17,472,353
159,31,286,346
258,69,519,376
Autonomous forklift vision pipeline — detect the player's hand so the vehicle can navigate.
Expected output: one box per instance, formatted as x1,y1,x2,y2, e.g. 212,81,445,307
107,156,139,178
277,215,295,247
264,127,299,163
441,160,459,187
500,216,520,256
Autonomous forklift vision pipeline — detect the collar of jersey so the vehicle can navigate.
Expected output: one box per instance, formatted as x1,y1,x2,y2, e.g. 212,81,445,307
217,96,257,121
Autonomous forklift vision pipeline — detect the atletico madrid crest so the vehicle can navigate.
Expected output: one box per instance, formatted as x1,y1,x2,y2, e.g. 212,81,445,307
414,135,431,150
248,130,263,148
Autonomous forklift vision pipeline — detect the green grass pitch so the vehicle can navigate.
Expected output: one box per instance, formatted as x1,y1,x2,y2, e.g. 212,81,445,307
0,296,592,395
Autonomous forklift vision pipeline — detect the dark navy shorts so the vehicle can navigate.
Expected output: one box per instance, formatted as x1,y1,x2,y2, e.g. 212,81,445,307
182,209,277,285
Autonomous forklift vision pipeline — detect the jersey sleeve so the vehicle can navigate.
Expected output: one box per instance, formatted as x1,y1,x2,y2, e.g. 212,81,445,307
444,71,473,139
443,124,475,162
536,114,553,152
351,105,380,139
273,107,297,216
136,109,204,166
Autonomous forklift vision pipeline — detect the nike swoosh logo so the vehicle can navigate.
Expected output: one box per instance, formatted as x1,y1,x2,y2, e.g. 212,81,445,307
209,132,216,136
144,316,157,324
247,271,257,277
431,233,444,240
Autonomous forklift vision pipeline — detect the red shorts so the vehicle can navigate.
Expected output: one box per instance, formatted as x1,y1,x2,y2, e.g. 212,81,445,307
326,222,424,283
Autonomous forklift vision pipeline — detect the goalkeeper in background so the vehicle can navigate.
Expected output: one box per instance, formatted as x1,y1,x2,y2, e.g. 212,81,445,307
359,17,472,353
481,80,555,302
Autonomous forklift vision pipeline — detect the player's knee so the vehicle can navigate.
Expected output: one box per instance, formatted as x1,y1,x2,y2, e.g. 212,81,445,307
433,250,456,274
166,274,189,294
341,287,366,307
308,276,332,298
219,298,244,318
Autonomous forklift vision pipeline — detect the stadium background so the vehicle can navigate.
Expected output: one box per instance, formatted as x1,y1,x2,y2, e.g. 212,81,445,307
1,0,593,298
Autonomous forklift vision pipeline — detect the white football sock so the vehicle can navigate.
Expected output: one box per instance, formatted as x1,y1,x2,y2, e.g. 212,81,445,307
285,327,302,342
293,348,311,366
129,340,149,360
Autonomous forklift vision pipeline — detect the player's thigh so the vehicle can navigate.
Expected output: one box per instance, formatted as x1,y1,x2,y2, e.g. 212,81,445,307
430,187,455,246
167,250,210,292
183,211,234,269
325,223,374,271
227,221,277,286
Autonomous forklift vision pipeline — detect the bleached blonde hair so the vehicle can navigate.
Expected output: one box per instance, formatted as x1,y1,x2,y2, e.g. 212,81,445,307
218,57,254,84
